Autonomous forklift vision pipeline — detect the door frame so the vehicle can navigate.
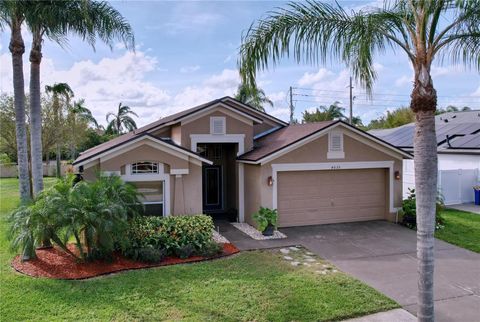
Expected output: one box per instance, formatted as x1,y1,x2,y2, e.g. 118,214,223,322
271,161,396,213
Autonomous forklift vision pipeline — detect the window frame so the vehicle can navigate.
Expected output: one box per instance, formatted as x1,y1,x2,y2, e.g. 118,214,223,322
130,161,159,175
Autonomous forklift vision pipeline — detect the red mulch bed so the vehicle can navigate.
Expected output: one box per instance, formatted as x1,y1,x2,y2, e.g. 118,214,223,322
12,243,239,280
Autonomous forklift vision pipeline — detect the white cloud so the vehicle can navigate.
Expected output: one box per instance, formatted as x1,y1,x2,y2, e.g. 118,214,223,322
471,85,480,97
431,65,463,78
180,65,200,73
395,75,411,87
204,68,239,88
0,50,171,127
297,68,334,86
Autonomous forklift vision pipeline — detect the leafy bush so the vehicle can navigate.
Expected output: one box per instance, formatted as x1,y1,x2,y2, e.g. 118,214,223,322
401,188,445,230
252,207,278,231
8,174,143,262
125,215,215,258
197,241,223,257
130,246,166,263
175,244,195,259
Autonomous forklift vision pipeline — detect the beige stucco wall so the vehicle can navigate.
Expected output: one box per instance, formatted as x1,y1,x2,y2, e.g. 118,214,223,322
82,141,203,216
100,143,190,171
243,129,404,223
244,164,262,226
180,109,255,152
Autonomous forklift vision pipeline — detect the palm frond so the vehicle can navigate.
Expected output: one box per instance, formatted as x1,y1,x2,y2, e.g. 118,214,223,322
239,0,414,94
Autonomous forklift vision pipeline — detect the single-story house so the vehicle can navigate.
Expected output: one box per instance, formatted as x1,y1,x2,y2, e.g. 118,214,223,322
73,97,411,227
370,110,480,205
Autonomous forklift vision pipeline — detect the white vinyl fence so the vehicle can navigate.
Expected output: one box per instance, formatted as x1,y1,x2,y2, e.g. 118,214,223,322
0,162,71,178
403,160,480,205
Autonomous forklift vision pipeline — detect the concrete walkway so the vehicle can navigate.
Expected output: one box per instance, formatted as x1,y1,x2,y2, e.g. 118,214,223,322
218,220,480,322
343,308,416,322
447,203,480,214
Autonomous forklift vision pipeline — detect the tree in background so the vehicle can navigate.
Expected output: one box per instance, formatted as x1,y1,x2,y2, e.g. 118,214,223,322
67,99,99,159
234,83,273,112
238,1,480,319
437,105,471,114
302,101,345,123
0,1,31,202
0,94,18,161
367,107,415,130
302,101,364,126
106,103,138,135
45,83,74,178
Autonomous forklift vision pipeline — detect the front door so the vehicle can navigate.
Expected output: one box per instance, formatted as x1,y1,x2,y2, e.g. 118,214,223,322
203,165,223,212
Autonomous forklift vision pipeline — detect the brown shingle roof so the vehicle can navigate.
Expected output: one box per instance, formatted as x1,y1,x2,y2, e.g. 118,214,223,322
238,121,336,161
74,96,287,165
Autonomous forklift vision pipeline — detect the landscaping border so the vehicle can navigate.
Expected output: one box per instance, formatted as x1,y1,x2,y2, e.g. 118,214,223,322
11,243,239,280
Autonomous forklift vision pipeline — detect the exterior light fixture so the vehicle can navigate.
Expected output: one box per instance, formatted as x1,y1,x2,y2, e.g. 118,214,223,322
394,171,401,180
267,176,274,186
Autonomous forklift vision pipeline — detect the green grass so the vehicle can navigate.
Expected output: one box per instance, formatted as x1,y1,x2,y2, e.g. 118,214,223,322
0,178,397,321
436,208,480,253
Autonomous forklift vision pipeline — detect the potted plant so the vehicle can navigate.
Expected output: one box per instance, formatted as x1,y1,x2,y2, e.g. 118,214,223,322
252,207,278,236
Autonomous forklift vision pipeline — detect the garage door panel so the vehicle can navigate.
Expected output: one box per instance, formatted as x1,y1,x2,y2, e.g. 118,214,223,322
277,168,386,227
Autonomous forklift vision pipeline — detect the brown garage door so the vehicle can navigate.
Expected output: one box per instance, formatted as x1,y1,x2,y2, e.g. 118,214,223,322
277,168,386,227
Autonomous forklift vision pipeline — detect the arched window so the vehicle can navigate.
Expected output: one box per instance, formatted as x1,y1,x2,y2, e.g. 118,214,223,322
131,161,159,174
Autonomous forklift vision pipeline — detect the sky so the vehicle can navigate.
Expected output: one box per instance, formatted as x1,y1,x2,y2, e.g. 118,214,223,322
0,0,479,127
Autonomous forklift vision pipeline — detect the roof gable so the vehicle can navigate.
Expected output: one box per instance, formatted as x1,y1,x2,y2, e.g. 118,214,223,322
73,133,212,167
238,121,412,164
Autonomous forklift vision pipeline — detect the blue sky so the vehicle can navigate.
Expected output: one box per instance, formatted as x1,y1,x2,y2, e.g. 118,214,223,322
1,0,479,126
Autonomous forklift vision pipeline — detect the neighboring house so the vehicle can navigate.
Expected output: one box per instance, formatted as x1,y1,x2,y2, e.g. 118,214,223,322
73,97,411,227
370,110,480,205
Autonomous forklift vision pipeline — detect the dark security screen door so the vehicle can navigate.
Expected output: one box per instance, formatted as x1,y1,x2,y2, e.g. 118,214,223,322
203,165,222,211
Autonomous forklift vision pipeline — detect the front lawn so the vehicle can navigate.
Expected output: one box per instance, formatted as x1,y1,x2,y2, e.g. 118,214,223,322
436,208,480,253
0,178,397,321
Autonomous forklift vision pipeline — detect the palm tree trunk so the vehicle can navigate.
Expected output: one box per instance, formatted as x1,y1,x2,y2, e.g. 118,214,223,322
29,32,44,195
9,19,31,203
412,65,437,322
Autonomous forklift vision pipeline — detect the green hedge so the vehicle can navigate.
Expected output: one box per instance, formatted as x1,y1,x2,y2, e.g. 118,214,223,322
125,215,215,259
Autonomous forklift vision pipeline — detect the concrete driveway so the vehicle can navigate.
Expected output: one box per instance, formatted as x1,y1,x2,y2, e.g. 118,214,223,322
219,221,480,322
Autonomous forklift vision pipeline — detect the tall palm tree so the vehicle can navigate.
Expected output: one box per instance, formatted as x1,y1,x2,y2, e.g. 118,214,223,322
27,0,134,195
106,103,138,135
0,1,31,202
234,83,273,112
238,1,480,320
45,83,74,178
68,99,98,159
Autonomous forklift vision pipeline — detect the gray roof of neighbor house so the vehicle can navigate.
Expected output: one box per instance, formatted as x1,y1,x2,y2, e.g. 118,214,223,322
73,97,287,165
369,110,480,152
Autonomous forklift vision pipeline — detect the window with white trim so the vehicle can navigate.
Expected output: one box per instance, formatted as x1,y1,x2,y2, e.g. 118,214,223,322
131,161,159,174
327,132,345,159
210,116,226,135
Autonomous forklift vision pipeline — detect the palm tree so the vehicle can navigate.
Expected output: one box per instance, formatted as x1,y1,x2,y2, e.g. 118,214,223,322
26,0,135,196
106,103,138,135
238,1,480,320
0,1,31,202
302,101,345,123
234,83,273,112
45,83,74,178
68,99,98,159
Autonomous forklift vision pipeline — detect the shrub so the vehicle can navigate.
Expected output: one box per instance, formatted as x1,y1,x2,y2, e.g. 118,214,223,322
125,215,215,257
132,246,166,263
8,174,143,262
175,244,195,259
252,207,278,231
401,188,445,230
197,241,223,257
